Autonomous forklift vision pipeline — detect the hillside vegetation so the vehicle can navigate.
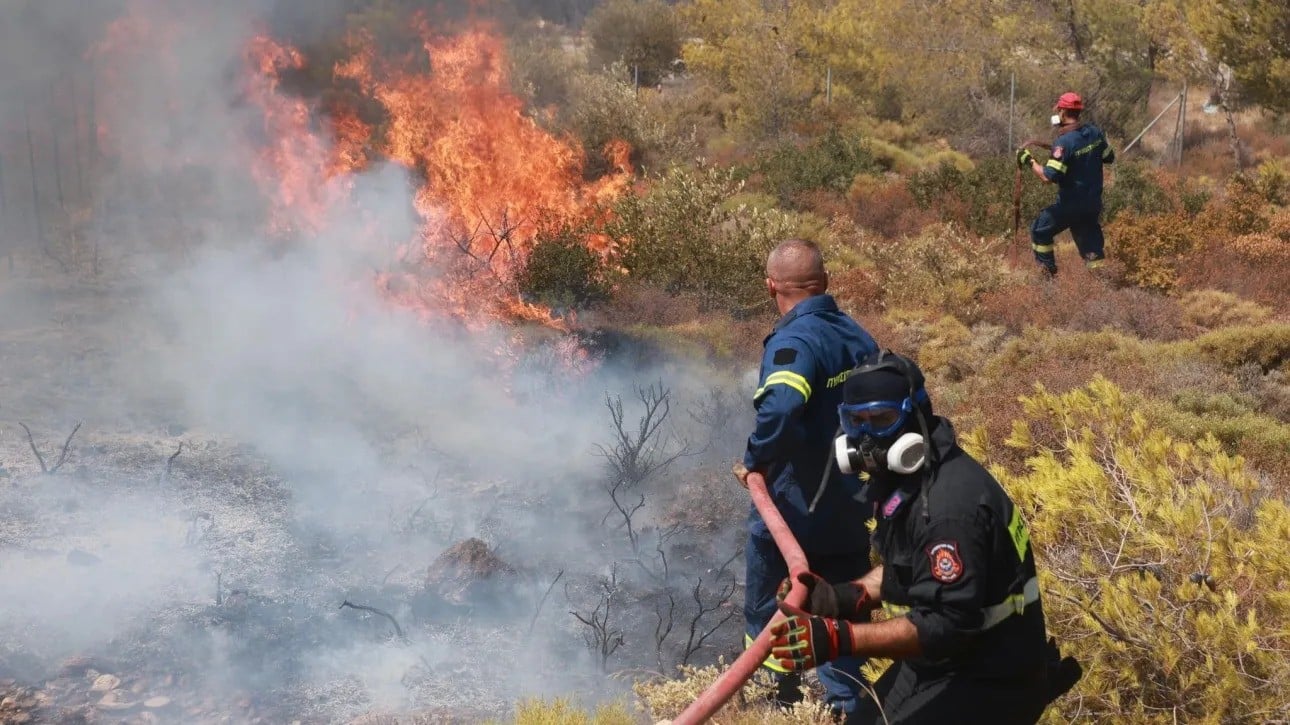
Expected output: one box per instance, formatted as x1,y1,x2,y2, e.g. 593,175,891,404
500,0,1289,722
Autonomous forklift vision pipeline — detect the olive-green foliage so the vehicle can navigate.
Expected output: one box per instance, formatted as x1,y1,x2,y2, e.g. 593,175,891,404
1179,289,1272,329
752,129,878,207
974,378,1290,724
611,165,797,313
1150,390,1290,479
1194,323,1290,373
843,220,1007,320
1103,161,1174,221
517,224,611,310
906,157,1051,237
584,0,681,86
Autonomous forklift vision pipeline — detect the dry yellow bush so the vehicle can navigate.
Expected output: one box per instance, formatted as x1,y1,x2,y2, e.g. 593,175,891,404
1179,289,1273,329
968,378,1290,723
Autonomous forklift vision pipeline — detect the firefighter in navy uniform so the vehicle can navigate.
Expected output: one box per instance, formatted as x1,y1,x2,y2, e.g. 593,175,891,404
1017,92,1116,276
766,350,1081,724
734,238,880,717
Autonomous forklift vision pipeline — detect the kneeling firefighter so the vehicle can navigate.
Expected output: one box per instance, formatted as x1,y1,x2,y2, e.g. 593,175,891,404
767,350,1081,724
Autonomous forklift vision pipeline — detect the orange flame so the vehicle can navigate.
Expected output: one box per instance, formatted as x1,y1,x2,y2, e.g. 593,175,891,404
93,3,631,335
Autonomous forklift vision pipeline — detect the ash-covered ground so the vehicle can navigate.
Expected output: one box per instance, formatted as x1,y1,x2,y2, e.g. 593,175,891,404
0,265,753,724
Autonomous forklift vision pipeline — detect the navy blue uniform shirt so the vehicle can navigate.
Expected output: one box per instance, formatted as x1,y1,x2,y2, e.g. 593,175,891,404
743,294,878,554
1043,124,1115,206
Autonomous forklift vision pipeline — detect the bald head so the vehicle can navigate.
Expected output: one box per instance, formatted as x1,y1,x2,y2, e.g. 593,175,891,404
766,239,827,290
765,239,828,314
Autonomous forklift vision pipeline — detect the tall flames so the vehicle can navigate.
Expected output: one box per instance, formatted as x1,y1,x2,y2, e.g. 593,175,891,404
94,2,632,329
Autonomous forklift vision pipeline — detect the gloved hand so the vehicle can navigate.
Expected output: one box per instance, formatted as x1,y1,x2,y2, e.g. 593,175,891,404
732,462,750,489
776,572,873,621
769,605,855,671
1016,147,1035,169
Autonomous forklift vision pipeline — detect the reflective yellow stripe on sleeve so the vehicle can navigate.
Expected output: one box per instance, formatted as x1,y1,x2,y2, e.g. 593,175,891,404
1045,159,1067,173
882,602,912,618
1032,243,1055,253
1102,145,1114,159
1007,506,1031,563
753,370,812,402
745,633,791,673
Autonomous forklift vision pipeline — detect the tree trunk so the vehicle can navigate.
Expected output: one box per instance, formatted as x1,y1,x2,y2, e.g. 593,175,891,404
1222,102,1242,172
1064,0,1086,63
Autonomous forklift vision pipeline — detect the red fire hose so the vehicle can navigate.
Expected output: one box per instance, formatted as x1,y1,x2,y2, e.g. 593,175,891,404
672,471,809,724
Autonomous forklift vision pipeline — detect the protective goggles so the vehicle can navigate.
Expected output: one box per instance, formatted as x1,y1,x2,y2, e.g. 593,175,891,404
838,389,928,438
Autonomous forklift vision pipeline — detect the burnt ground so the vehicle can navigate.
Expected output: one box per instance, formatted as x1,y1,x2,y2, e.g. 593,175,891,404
0,259,751,724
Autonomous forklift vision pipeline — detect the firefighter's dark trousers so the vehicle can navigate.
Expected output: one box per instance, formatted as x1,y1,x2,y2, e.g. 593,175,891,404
1030,201,1105,274
846,660,1048,725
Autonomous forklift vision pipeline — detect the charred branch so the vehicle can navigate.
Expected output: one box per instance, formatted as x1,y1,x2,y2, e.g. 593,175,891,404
603,476,647,552
17,421,81,474
568,564,626,671
595,379,696,490
340,599,407,641
680,575,738,666
528,569,565,637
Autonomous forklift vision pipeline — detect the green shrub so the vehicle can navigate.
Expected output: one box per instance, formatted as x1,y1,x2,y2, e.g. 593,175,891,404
973,378,1290,724
1103,161,1174,221
753,128,878,206
843,220,1007,320
906,156,1051,237
585,0,682,87
612,165,797,314
518,224,612,310
1179,289,1272,329
1194,323,1290,373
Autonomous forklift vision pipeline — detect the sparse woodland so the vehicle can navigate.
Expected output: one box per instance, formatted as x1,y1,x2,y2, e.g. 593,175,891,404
0,0,1286,723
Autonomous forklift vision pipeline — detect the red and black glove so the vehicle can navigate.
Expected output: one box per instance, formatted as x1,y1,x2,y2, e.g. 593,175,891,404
777,572,873,621
769,604,855,671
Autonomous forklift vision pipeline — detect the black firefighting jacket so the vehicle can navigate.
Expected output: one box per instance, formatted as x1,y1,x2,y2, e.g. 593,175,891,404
868,417,1048,681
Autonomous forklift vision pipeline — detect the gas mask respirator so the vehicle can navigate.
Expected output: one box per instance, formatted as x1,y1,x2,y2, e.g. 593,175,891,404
834,391,930,476
835,431,925,475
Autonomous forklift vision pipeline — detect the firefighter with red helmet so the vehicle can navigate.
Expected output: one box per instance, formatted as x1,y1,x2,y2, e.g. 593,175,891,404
1016,92,1116,276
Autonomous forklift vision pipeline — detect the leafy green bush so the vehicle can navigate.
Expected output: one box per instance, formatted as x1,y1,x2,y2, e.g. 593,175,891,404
611,165,797,314
517,225,612,310
1103,161,1173,221
585,0,681,86
753,129,878,206
970,378,1290,724
1193,323,1290,373
905,156,1051,237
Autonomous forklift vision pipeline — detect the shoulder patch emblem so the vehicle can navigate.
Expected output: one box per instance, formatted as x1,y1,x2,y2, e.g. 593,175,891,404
772,348,798,365
882,491,904,518
926,541,964,584
1051,146,1064,159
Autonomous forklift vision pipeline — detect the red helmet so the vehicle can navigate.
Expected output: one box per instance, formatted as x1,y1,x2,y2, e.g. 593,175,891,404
1055,92,1084,111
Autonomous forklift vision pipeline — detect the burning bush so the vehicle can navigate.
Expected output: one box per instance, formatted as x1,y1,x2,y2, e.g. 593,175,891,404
973,379,1290,723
